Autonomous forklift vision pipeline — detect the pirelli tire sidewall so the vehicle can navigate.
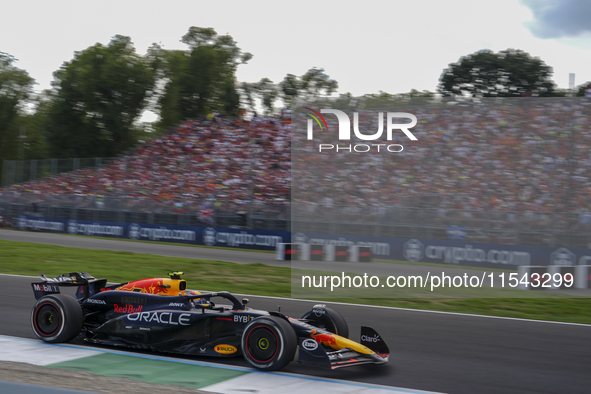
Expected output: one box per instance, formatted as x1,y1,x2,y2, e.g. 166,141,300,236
241,316,297,371
31,294,84,343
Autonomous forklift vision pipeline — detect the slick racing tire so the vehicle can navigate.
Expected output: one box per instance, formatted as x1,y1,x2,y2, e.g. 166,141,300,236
31,294,83,343
301,305,349,338
241,316,296,371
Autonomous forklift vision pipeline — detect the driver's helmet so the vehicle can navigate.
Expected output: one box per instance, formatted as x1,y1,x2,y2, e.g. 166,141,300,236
187,291,210,306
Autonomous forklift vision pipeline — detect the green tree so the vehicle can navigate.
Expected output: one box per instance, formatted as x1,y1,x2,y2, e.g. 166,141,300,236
151,48,186,131
279,74,300,107
154,27,251,130
45,35,155,158
240,81,258,114
576,82,591,97
239,78,279,116
439,49,556,97
14,92,52,161
280,68,338,106
0,52,34,185
256,77,279,115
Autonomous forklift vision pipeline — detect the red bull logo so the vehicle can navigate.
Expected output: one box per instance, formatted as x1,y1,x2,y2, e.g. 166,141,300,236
117,279,168,294
115,277,185,295
311,329,374,355
311,330,338,347
113,304,143,313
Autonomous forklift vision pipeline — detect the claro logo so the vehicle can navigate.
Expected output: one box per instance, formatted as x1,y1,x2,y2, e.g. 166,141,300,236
304,108,417,153
361,334,381,343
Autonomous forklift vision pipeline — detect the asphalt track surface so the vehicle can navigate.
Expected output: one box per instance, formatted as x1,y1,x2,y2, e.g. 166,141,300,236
1,231,591,393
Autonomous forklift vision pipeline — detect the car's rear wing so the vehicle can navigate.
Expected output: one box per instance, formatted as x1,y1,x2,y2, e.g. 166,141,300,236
31,272,107,300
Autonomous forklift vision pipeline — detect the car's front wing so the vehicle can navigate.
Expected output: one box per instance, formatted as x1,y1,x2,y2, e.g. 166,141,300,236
295,325,390,369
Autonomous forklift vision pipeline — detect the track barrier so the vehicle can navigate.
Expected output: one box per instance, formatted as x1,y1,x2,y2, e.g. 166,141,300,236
276,243,299,260
298,244,325,261
325,245,349,262
350,245,372,262
575,265,591,289
282,244,372,262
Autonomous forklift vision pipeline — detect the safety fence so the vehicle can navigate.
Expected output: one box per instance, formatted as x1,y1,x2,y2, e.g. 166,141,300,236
1,158,118,188
0,194,289,232
3,194,591,248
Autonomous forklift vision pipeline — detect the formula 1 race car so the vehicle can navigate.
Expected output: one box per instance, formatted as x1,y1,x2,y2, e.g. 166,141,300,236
30,272,389,371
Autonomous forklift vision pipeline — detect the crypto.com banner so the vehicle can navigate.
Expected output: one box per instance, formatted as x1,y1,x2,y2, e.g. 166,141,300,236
16,215,289,250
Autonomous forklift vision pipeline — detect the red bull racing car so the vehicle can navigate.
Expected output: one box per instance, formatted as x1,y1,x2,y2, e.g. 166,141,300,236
30,272,389,371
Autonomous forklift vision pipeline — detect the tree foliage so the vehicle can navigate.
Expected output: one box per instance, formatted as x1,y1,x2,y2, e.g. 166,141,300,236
0,52,35,184
239,68,338,116
14,92,52,160
153,27,252,131
280,68,338,106
45,35,155,158
439,49,557,97
255,77,279,115
576,81,591,97
239,78,279,115
240,81,258,114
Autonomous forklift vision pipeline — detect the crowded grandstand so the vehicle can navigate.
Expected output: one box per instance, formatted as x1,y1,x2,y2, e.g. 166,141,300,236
1,98,591,246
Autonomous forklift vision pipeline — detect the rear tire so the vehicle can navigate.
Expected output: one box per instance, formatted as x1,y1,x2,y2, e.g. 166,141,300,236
31,294,83,343
301,305,349,338
241,316,296,371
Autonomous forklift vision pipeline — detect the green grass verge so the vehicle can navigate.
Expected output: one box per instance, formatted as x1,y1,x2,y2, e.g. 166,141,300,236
1,239,590,325
0,239,289,296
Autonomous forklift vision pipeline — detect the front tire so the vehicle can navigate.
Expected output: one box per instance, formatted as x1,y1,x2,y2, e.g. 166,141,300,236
301,305,349,338
241,316,296,371
31,294,83,343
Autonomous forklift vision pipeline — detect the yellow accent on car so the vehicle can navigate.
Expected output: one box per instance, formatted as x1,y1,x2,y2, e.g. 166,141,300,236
214,344,237,354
